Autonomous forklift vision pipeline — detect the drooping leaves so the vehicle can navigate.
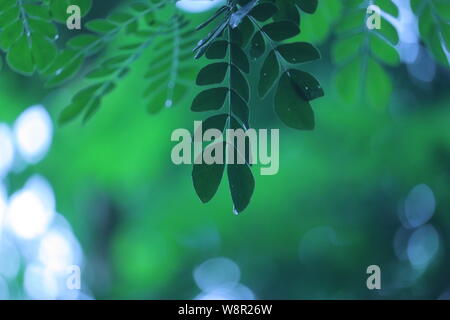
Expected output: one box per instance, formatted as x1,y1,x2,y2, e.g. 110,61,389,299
191,0,323,212
46,0,166,87
144,15,198,114
411,0,450,67
332,0,400,109
58,1,170,124
0,0,325,214
0,0,58,75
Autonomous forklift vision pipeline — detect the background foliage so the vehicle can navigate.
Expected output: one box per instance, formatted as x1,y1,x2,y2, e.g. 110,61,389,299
1,0,450,299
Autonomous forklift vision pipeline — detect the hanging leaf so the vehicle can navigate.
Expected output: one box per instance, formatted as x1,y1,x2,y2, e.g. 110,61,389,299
332,0,399,109
275,72,315,130
193,142,227,203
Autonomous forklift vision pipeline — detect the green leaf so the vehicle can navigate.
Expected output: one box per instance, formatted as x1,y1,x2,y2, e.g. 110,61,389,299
274,72,315,130
45,49,84,87
206,40,228,59
191,87,229,111
230,43,249,73
249,2,278,22
227,161,255,214
250,31,265,58
413,0,450,66
258,50,279,98
28,17,57,39
85,19,117,33
366,57,392,110
289,69,324,101
230,64,249,102
67,34,99,49
192,142,226,203
273,1,300,24
276,42,320,64
230,89,249,128
296,0,319,14
31,33,57,72
6,35,34,75
331,34,364,64
262,21,300,42
196,62,229,85
201,114,228,133
237,17,254,47
334,57,362,105
0,20,22,50
58,84,102,125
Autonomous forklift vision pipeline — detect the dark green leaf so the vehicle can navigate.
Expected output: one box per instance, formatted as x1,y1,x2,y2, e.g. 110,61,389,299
227,161,254,214
262,21,300,42
277,42,320,63
250,31,265,58
230,65,250,102
258,50,279,97
250,2,278,22
230,89,249,128
238,17,254,47
289,69,324,101
230,43,249,73
206,40,228,59
192,142,226,203
201,114,229,133
295,0,318,14
191,87,229,111
274,72,315,130
196,62,229,85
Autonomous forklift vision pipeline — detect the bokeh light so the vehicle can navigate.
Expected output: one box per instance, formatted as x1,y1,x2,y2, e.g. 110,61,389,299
193,257,254,300
176,0,223,13
24,263,59,300
13,105,53,164
194,257,240,292
407,224,439,269
6,185,55,240
0,124,14,178
0,236,21,279
403,184,436,229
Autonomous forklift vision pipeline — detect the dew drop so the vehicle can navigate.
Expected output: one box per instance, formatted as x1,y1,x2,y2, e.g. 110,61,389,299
233,207,239,215
165,99,173,108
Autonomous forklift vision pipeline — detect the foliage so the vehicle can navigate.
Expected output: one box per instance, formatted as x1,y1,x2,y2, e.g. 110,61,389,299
0,0,91,75
190,0,323,213
332,0,400,110
411,0,450,67
1,0,450,213
1,0,325,213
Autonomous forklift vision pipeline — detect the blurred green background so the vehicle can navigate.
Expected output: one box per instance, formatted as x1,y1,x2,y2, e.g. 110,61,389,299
1,0,450,300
